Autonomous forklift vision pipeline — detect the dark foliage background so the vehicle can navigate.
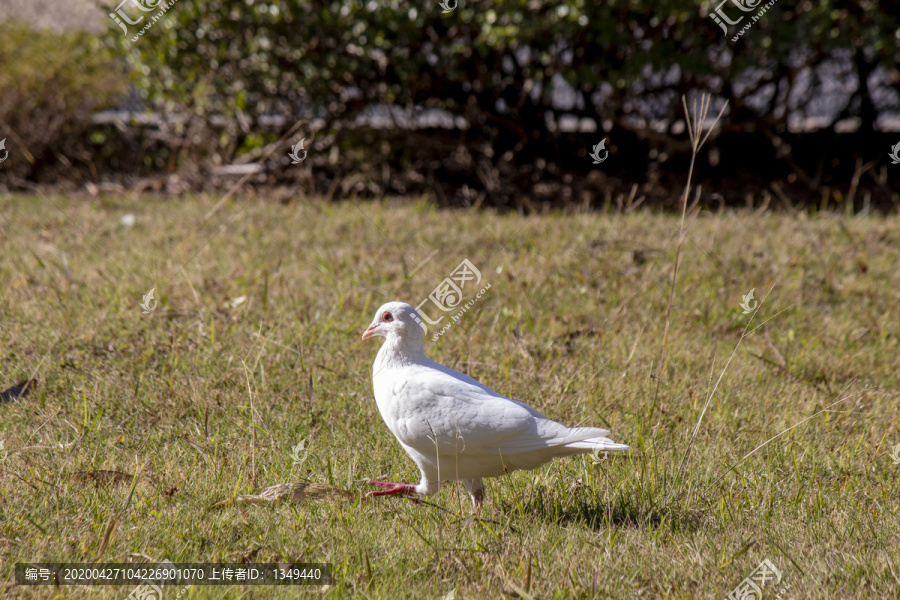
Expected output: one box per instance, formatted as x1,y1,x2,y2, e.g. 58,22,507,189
2,0,899,210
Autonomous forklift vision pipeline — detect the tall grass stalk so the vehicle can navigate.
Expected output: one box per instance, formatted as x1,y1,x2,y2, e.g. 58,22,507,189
651,94,728,425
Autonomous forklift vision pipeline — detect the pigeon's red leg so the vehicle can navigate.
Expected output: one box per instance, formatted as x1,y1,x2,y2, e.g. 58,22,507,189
364,479,417,498
364,479,407,489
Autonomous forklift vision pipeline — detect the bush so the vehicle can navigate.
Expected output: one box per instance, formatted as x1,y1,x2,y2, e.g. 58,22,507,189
0,23,126,185
104,1,900,207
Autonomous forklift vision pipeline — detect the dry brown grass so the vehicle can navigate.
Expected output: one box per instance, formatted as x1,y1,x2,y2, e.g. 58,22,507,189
0,192,898,598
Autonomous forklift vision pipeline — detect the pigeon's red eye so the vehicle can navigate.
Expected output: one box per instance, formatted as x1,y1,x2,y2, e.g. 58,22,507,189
383,312,393,322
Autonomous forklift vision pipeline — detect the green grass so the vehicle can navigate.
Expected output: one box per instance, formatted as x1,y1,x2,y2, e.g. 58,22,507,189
1,193,898,598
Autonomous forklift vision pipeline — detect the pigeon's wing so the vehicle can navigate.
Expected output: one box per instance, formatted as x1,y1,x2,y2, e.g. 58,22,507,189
391,362,612,456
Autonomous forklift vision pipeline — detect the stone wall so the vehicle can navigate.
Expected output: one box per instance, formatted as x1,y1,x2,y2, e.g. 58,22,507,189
0,0,104,33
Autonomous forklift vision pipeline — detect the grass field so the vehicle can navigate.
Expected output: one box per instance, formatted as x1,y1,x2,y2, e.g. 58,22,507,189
1,193,898,599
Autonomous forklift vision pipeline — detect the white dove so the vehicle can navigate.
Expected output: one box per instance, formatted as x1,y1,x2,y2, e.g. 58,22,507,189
361,301,628,507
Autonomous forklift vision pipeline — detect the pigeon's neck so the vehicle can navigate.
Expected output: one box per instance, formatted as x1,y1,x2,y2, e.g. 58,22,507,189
373,334,426,372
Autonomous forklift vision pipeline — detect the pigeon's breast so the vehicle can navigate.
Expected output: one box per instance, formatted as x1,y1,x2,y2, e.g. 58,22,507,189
372,369,458,448
372,372,427,442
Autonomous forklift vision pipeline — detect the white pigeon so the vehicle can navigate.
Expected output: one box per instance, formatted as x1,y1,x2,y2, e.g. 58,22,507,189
361,301,628,507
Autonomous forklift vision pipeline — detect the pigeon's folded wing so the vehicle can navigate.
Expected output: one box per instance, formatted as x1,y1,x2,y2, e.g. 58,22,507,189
393,362,612,456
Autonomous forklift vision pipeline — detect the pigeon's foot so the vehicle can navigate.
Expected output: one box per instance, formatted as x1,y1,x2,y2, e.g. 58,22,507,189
461,478,484,509
364,479,418,501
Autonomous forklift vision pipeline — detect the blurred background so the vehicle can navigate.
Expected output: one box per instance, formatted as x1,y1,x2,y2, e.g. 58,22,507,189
0,0,898,211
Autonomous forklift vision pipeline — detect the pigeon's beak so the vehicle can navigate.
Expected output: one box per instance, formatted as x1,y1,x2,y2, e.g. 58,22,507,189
361,324,378,341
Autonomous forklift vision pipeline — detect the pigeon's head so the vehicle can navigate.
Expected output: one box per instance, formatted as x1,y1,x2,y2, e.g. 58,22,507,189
361,301,424,345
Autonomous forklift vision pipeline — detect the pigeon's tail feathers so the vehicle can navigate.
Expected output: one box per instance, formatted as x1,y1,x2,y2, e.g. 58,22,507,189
557,426,629,451
565,438,630,452
499,426,629,472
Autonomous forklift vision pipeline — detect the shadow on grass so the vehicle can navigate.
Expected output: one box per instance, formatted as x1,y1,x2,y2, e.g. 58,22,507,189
498,491,704,534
